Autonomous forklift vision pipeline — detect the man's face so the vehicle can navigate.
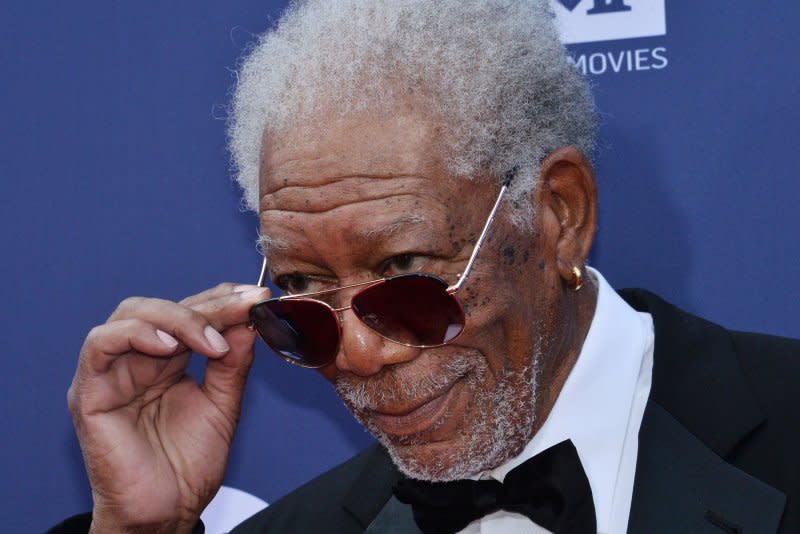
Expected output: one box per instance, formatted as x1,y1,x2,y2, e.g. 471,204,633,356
258,107,568,480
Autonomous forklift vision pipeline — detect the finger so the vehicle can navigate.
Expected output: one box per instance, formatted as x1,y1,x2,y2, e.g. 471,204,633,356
106,299,232,358
73,347,192,418
180,282,270,308
186,287,271,330
71,321,193,416
81,319,184,374
201,324,257,418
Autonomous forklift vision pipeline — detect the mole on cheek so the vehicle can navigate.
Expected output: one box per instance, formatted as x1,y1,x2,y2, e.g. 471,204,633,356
502,245,516,266
538,260,545,271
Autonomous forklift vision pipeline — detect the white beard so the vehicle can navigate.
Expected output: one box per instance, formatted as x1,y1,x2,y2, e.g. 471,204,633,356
334,342,542,481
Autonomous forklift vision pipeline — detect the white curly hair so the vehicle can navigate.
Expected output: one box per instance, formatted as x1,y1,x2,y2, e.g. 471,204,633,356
228,0,596,227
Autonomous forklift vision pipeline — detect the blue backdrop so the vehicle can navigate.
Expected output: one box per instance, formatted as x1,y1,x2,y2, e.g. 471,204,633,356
1,2,798,531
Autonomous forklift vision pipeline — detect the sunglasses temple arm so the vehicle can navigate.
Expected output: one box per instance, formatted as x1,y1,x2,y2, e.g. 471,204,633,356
257,257,269,286
451,169,515,292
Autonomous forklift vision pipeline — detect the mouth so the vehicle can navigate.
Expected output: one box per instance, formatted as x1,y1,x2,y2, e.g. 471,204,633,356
369,379,460,437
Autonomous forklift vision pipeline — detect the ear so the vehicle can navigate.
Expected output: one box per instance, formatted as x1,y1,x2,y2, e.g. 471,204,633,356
537,146,598,285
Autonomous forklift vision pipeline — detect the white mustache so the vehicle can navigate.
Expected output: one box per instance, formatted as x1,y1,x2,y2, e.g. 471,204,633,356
334,354,481,412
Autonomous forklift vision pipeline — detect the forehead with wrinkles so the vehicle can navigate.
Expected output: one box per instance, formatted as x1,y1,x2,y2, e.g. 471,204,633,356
255,109,460,256
259,109,441,195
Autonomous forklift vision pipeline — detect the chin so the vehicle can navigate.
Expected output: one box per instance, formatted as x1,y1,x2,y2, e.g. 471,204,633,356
342,361,540,482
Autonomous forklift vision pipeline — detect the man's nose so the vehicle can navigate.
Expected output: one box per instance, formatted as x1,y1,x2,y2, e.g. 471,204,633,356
335,308,421,376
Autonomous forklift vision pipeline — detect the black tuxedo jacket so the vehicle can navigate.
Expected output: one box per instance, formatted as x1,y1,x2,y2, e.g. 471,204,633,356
50,290,799,533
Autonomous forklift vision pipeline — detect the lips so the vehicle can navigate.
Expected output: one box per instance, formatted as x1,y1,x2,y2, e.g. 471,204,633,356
370,381,459,437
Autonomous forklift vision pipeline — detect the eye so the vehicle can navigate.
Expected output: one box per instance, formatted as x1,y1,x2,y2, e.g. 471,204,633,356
274,271,316,294
381,254,427,276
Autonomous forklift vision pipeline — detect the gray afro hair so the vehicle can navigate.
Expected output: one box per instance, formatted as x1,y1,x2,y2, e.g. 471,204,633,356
229,0,596,226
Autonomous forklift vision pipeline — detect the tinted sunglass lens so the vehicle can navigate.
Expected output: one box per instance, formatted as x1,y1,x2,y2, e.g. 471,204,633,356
351,275,464,346
250,299,339,367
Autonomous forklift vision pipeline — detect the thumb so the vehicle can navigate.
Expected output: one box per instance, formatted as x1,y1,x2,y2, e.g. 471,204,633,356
201,324,257,419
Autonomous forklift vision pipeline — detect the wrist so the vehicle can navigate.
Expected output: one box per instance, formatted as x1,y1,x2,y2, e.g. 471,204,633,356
89,508,201,534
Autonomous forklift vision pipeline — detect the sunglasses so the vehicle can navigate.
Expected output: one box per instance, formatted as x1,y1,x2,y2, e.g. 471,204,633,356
249,170,515,368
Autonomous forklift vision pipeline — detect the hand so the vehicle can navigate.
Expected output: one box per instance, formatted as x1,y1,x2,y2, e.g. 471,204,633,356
67,283,270,533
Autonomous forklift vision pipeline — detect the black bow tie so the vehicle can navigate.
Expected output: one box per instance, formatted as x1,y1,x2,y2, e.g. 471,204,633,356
393,440,596,534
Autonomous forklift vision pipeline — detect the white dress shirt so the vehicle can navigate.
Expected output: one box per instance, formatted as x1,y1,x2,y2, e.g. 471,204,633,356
458,268,655,534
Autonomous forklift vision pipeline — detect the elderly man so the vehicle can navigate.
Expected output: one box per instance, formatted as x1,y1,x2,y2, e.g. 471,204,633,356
53,1,798,533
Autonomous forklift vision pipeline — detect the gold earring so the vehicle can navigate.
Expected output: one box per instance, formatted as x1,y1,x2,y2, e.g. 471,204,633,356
571,266,583,291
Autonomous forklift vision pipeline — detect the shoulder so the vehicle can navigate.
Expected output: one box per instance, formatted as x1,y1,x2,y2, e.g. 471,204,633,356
230,442,398,534
730,329,800,380
731,329,800,392
619,287,800,393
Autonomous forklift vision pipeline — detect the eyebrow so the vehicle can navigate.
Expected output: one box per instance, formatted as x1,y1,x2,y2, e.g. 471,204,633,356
359,214,431,240
257,233,289,261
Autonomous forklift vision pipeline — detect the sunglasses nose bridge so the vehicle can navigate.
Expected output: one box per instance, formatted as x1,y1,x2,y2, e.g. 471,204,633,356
331,302,352,313
318,277,382,311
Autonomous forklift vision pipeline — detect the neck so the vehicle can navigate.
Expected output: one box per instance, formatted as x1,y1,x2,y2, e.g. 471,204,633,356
532,273,599,437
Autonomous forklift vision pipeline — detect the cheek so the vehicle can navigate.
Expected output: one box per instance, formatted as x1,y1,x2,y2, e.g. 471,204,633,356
457,257,533,332
455,258,554,375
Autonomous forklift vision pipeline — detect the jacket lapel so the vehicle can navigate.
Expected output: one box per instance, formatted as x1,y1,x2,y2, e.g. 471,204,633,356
340,444,417,531
365,496,422,534
620,289,786,532
628,402,785,533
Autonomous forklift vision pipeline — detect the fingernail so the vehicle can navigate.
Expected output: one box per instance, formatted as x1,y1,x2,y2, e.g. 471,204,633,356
156,329,179,348
239,287,267,301
204,325,230,353
233,284,259,293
